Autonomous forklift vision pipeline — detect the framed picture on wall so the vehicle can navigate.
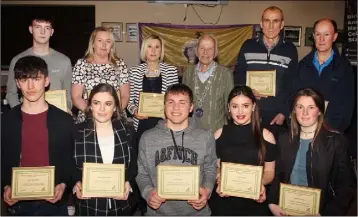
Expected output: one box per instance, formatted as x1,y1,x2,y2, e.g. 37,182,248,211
254,24,262,39
102,22,123,42
335,29,345,46
126,23,138,42
284,26,302,47
304,27,314,47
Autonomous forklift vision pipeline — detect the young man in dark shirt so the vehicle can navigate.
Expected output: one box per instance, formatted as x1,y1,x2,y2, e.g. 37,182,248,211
1,55,74,215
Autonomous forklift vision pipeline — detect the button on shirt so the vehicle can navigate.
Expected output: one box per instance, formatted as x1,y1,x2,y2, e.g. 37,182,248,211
313,50,335,75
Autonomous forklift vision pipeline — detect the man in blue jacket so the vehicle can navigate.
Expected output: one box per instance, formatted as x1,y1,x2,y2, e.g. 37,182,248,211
295,18,355,133
233,6,298,138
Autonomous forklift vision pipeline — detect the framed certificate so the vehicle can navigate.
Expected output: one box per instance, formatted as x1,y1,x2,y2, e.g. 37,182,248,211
45,90,67,111
82,163,125,198
246,70,276,96
220,162,263,199
11,166,55,200
157,165,200,200
279,183,321,216
138,92,165,118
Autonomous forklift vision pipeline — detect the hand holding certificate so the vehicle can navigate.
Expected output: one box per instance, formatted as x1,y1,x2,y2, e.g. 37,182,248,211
138,92,165,118
11,166,55,200
157,165,200,200
246,70,276,96
279,183,321,216
45,90,67,111
82,163,125,198
220,162,263,199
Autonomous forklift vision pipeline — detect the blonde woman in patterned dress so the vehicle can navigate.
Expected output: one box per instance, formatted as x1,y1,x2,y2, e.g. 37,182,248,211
71,27,129,123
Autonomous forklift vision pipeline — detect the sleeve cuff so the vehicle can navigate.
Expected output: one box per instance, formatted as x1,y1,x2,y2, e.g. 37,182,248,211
142,185,155,201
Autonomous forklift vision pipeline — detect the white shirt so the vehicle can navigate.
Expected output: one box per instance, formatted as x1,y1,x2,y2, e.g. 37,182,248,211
97,135,115,163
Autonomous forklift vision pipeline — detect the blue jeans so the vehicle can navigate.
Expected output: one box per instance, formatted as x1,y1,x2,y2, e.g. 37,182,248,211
8,201,68,216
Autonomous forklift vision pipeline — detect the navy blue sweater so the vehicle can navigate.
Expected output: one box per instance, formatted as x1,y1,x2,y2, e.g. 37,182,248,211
295,47,355,132
233,36,298,119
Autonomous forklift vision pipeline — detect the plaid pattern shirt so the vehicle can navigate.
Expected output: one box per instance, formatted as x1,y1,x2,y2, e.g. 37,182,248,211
73,119,138,216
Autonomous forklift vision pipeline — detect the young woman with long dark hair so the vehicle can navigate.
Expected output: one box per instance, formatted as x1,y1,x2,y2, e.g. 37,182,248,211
209,85,276,215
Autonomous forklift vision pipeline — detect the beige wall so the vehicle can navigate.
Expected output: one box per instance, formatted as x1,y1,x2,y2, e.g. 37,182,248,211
3,1,345,68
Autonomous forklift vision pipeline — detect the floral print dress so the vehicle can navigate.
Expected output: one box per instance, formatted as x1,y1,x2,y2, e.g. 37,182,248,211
72,58,128,123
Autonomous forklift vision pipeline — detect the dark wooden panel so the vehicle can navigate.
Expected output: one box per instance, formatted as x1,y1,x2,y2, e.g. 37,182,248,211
1,4,95,68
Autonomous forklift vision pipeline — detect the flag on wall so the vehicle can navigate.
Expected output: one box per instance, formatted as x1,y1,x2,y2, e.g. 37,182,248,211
138,23,254,76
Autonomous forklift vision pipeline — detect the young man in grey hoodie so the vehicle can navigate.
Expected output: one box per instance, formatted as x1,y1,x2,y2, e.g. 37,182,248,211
136,83,217,216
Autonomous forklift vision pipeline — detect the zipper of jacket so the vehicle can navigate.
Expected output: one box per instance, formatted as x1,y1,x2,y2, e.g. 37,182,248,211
329,182,336,197
310,143,314,185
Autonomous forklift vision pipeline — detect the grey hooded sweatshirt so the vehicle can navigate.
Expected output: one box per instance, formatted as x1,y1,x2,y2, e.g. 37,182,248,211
136,118,217,216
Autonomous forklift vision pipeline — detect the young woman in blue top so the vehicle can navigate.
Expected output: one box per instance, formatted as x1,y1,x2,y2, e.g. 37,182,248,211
268,88,356,216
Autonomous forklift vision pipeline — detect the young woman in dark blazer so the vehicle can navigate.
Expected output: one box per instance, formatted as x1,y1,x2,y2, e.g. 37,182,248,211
268,88,356,216
72,83,138,216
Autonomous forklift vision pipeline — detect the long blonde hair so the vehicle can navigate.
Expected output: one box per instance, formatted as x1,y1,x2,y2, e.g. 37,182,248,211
84,26,119,66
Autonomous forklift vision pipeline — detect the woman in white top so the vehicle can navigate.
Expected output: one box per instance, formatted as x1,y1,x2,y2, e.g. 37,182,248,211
72,83,138,216
71,27,130,123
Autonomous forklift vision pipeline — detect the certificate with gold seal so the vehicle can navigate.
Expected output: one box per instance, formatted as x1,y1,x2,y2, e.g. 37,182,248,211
138,92,165,118
220,162,263,199
246,70,276,96
279,183,321,216
45,90,67,111
157,165,200,200
82,163,125,198
11,166,55,200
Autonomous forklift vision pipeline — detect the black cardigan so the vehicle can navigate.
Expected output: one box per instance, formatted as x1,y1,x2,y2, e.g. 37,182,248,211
1,104,74,193
268,127,356,215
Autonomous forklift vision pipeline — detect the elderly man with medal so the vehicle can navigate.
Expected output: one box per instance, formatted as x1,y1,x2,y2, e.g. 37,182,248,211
182,34,234,133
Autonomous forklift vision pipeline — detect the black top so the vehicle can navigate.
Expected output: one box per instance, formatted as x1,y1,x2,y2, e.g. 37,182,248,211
136,75,162,140
209,122,276,216
267,128,356,216
217,123,276,165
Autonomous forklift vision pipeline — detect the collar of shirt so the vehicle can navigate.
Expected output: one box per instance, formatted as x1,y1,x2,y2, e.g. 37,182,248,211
263,36,279,52
312,50,335,75
195,61,217,83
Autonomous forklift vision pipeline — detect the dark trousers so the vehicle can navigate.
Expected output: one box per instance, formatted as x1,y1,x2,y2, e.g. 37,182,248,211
7,201,68,216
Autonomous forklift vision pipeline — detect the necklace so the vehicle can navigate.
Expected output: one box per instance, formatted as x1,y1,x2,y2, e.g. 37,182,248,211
301,129,316,137
145,64,160,77
193,66,216,118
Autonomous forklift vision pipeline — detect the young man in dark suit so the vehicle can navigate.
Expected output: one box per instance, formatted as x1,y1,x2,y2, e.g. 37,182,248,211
1,55,74,215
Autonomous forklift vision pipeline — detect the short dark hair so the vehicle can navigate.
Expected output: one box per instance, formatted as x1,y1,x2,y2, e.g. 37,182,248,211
14,56,48,80
313,18,338,33
31,14,54,28
164,83,193,104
